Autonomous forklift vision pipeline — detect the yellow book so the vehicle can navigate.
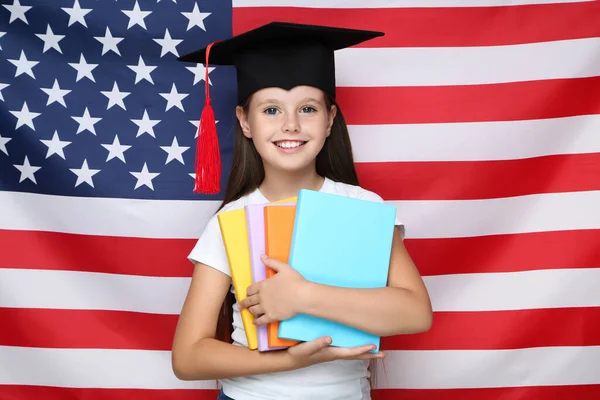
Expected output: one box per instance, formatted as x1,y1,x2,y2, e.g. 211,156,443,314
217,196,296,350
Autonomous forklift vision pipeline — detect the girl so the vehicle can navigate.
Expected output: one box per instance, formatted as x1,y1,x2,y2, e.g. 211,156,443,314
172,22,433,400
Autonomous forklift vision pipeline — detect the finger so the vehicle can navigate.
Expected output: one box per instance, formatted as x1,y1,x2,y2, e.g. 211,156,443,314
238,294,259,310
323,344,378,359
252,314,270,326
288,336,331,357
260,254,287,272
248,304,263,316
246,283,261,297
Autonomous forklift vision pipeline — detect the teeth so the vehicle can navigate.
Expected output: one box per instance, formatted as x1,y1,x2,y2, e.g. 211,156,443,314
276,141,304,148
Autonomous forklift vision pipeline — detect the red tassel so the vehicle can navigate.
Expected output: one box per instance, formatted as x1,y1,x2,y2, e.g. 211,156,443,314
193,41,221,195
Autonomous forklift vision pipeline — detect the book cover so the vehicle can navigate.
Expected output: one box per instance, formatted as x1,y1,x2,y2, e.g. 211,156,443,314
277,189,396,352
264,204,300,348
245,202,295,352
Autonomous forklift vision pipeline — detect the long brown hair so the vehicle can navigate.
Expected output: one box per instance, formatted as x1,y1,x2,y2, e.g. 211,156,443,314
212,91,380,387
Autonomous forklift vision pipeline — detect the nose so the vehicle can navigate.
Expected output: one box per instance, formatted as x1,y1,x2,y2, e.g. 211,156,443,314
282,112,300,133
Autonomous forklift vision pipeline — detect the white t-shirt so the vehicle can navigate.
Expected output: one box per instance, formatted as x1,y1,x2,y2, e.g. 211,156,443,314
187,177,404,400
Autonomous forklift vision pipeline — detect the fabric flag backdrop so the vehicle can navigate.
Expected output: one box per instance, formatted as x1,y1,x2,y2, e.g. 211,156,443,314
1,0,599,399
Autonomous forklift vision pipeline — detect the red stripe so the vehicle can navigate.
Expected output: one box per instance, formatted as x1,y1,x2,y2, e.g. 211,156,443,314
0,386,217,400
404,229,600,276
381,307,600,351
233,2,600,47
357,153,600,201
0,229,195,277
373,385,600,400
0,308,177,350
2,306,598,351
337,77,600,125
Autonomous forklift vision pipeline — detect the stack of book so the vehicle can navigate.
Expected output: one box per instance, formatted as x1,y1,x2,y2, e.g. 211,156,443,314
217,189,397,352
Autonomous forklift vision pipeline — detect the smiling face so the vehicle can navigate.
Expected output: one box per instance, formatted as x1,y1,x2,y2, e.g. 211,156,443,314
236,85,337,176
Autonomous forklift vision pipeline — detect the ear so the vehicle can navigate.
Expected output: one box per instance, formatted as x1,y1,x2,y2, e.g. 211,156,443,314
326,104,337,137
236,105,252,138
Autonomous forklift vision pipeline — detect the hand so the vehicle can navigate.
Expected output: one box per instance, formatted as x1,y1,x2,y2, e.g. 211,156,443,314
238,254,311,326
287,336,385,369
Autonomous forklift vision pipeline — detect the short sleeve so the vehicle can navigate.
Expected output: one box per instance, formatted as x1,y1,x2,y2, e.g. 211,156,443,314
359,190,405,240
187,213,231,276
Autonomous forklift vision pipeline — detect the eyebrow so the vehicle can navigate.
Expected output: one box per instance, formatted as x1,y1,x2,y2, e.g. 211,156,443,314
256,97,322,107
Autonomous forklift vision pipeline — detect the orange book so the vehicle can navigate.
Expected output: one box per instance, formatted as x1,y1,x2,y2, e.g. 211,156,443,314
264,205,299,347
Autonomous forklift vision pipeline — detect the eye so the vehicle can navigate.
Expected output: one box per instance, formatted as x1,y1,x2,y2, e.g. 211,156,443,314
263,107,279,115
301,106,316,113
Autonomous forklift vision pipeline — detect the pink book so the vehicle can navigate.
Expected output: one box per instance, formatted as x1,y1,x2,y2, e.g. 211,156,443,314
244,202,295,351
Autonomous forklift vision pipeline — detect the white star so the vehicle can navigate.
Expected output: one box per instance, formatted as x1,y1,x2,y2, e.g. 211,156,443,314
182,3,211,31
69,54,98,82
101,134,131,162
94,27,123,56
40,130,71,159
189,118,218,139
153,28,182,57
186,63,215,85
130,162,160,190
62,0,92,28
3,0,32,25
0,82,8,101
0,31,6,50
122,0,152,30
0,134,11,155
13,155,41,184
40,79,71,107
101,81,130,110
127,56,156,84
35,24,65,53
160,136,189,165
8,50,39,79
70,159,101,188
159,83,188,112
9,102,41,131
72,107,102,135
131,109,160,138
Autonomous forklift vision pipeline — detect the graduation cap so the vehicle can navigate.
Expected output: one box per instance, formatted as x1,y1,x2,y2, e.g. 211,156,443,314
177,21,384,194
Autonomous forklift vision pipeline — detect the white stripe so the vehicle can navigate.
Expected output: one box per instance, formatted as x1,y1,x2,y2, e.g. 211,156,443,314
1,345,597,389
374,346,600,389
233,0,590,8
349,114,600,162
1,267,598,314
0,346,215,389
335,38,600,87
392,190,600,239
425,268,600,312
2,190,600,239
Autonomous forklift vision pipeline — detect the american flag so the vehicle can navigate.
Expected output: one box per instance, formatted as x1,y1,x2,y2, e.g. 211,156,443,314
1,0,599,399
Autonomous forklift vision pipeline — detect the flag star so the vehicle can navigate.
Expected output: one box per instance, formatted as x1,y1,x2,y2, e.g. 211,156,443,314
94,27,124,56
182,3,211,31
132,109,160,138
3,0,32,25
0,134,11,155
160,136,189,165
13,155,41,184
190,118,218,139
35,24,65,53
154,28,182,57
128,56,156,84
159,83,189,112
122,0,152,30
101,81,130,110
70,159,101,188
186,63,215,86
10,102,41,131
40,79,71,107
62,0,92,28
72,107,102,135
40,130,71,159
130,162,160,190
0,82,8,101
0,31,6,50
101,134,131,162
8,50,39,79
69,54,98,82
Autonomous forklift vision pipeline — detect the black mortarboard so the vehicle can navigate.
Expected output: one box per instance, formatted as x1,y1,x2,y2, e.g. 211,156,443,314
177,21,384,194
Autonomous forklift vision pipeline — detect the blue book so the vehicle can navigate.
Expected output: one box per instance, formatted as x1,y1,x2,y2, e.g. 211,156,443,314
277,189,396,352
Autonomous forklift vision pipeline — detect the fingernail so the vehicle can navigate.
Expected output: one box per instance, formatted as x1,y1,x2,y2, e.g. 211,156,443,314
260,254,267,259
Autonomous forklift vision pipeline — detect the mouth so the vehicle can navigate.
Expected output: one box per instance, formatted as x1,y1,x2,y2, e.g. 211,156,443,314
272,140,307,150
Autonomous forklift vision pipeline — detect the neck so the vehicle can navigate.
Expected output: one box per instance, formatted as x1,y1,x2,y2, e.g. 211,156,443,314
259,164,325,202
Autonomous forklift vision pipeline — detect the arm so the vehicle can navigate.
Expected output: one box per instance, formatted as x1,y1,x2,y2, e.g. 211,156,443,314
298,227,432,336
171,261,297,380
